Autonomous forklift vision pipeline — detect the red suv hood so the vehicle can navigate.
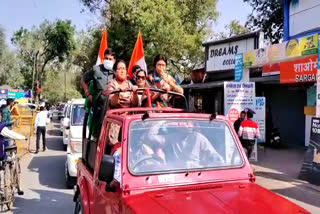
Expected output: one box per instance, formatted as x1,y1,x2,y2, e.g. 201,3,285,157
124,183,310,214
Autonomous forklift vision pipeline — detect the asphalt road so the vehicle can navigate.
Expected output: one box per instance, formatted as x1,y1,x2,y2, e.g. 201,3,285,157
10,120,74,214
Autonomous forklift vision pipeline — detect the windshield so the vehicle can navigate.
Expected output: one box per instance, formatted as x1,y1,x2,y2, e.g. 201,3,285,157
128,119,243,174
71,105,85,126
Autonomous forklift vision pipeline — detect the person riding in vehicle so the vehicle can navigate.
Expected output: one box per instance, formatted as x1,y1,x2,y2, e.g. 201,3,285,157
147,55,183,107
107,60,139,109
81,48,116,138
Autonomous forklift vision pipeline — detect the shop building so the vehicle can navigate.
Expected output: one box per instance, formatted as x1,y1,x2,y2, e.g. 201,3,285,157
183,0,320,148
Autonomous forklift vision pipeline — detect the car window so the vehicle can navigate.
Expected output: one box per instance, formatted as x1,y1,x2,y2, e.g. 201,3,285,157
128,119,243,174
71,105,85,126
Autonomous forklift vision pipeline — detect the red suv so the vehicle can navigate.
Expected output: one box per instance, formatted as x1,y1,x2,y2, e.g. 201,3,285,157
74,92,310,214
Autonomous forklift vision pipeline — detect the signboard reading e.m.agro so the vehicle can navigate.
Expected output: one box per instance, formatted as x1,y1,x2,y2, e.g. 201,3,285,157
206,38,255,72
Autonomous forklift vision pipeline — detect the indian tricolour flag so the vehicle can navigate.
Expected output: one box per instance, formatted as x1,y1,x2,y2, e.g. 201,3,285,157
96,29,108,65
128,31,147,79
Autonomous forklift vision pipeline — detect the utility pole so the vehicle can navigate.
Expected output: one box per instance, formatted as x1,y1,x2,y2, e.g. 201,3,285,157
64,70,67,102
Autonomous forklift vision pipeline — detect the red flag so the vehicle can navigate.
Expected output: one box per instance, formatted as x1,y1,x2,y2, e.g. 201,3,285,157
128,31,147,79
96,29,108,65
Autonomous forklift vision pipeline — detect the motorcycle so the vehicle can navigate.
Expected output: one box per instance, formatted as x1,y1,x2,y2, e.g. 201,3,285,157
267,128,281,148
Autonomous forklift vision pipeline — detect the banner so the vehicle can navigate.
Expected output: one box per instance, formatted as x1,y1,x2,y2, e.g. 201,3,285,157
224,82,255,123
234,54,243,82
7,91,25,99
300,34,318,56
255,97,266,143
243,51,254,67
252,48,268,66
316,35,320,117
268,43,286,62
280,55,317,83
299,117,320,185
285,39,301,58
262,63,280,76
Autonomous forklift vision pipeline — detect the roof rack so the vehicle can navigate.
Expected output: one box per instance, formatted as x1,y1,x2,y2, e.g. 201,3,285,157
107,107,185,116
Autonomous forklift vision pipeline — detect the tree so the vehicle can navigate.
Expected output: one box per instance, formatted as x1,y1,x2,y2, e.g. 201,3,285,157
42,68,82,103
12,20,76,100
211,20,250,40
243,0,283,44
0,27,24,88
80,0,218,75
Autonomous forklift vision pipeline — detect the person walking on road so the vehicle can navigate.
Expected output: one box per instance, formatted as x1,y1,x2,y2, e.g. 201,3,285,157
35,106,48,153
234,111,246,133
238,109,260,159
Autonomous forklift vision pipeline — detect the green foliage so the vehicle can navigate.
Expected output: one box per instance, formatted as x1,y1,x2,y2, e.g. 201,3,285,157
12,20,76,99
243,0,283,44
214,20,250,40
0,28,24,88
42,69,82,103
80,0,218,75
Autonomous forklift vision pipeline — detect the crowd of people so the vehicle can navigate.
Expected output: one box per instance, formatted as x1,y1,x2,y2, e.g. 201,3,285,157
81,49,184,111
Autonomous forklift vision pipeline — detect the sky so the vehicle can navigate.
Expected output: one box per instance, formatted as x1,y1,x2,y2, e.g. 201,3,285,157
0,0,252,47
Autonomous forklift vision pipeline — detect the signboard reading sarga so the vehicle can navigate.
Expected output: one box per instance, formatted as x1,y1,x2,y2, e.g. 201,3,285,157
280,55,317,83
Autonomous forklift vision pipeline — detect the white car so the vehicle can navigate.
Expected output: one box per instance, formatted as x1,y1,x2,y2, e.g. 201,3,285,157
64,99,86,188
60,103,70,136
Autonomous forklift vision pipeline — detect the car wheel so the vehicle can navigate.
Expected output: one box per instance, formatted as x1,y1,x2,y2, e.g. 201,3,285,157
63,144,67,151
74,193,84,214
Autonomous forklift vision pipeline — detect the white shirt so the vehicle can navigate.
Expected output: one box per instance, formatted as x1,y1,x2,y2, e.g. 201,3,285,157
35,111,48,128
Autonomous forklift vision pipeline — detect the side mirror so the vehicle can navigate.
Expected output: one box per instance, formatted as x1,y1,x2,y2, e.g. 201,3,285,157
98,155,115,183
63,118,70,128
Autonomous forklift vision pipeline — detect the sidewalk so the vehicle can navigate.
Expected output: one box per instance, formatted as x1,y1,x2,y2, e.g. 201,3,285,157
253,145,320,213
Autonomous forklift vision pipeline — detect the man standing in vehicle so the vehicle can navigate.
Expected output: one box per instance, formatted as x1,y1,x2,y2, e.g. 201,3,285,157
238,109,260,159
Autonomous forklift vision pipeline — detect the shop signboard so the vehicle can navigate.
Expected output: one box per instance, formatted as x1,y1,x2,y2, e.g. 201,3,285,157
243,51,254,67
280,55,317,84
206,37,255,72
289,1,320,38
224,82,255,123
300,33,318,56
234,54,243,82
0,89,8,99
7,91,25,99
299,117,320,186
268,43,286,62
316,35,320,117
262,63,280,76
285,39,301,58
255,97,266,143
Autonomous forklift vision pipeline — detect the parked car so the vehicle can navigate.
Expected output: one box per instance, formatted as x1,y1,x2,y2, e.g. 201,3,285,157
61,102,72,150
73,90,310,214
50,107,60,120
60,103,70,136
64,99,86,188
58,103,66,120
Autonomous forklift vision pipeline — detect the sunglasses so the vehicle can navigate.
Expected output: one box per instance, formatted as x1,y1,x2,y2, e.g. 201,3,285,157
136,75,146,80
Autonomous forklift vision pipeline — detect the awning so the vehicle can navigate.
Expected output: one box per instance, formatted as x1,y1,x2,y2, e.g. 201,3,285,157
181,75,280,89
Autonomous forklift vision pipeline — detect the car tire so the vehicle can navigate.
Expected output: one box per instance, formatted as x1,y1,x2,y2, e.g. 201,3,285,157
74,193,84,214
65,165,76,189
63,144,67,151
